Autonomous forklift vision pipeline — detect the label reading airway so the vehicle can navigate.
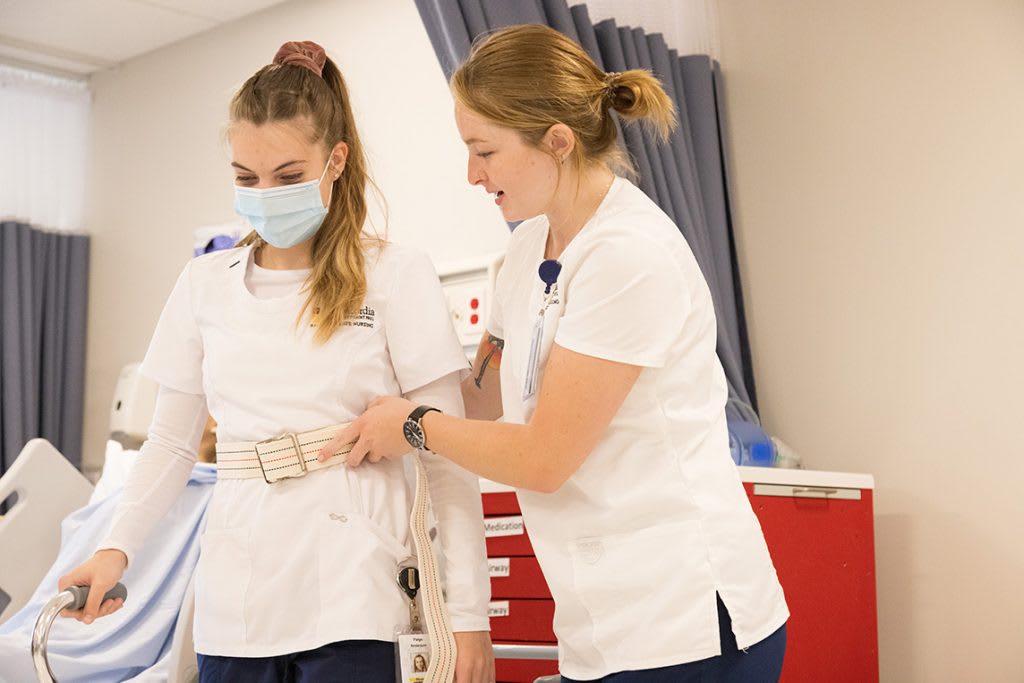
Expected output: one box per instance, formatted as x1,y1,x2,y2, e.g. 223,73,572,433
488,558,511,577
488,601,510,618
484,516,524,538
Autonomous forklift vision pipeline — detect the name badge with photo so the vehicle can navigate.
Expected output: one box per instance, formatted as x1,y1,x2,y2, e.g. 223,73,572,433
396,632,431,682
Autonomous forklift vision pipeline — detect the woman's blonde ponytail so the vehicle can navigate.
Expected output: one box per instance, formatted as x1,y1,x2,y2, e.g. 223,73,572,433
605,70,677,143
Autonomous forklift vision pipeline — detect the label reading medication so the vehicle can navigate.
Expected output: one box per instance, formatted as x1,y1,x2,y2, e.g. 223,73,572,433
484,516,524,538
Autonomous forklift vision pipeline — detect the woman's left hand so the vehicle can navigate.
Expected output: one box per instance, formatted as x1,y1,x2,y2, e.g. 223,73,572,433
454,630,495,683
318,396,416,466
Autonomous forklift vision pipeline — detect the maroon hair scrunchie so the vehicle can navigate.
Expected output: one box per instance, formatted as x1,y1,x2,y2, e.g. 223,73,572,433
273,40,327,77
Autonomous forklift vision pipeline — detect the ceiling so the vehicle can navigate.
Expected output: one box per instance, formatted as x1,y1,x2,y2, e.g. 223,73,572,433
0,0,291,77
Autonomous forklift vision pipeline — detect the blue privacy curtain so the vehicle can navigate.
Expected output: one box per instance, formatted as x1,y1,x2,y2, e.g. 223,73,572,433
0,221,90,476
414,0,759,416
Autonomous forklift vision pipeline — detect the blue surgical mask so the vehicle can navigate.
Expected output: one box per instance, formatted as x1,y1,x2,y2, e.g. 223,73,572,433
233,161,333,249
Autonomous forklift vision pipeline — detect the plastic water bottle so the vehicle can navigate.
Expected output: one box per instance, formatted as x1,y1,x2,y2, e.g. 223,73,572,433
727,420,776,467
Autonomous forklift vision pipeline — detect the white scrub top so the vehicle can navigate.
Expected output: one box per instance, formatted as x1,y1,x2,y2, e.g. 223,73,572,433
489,177,789,680
139,243,489,657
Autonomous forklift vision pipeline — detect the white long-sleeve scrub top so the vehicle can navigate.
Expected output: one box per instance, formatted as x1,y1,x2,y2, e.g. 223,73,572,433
99,243,491,658
490,177,789,680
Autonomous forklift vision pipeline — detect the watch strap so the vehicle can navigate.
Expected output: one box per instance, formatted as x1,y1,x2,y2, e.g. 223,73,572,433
408,405,441,424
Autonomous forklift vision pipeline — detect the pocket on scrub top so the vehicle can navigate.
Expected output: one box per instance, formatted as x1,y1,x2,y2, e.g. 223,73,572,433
568,520,717,662
318,511,411,602
194,528,251,649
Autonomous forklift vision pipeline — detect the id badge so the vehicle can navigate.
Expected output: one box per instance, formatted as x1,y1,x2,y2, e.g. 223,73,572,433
394,562,431,682
523,282,559,401
395,627,431,682
522,314,544,401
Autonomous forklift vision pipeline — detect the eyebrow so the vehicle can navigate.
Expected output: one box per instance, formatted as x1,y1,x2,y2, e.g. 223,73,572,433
231,160,305,173
462,137,488,145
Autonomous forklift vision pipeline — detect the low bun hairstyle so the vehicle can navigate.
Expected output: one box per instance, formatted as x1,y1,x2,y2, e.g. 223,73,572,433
451,24,677,177
605,70,676,141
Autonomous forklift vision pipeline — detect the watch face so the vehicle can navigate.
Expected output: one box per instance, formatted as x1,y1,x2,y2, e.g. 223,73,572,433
403,419,425,449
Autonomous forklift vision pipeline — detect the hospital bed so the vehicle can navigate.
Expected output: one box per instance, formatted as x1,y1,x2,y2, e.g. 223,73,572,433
0,363,158,627
0,439,94,626
1,441,210,682
0,364,205,682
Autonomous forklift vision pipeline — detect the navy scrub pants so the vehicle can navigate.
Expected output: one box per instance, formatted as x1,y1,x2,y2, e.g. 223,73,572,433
197,639,395,683
561,595,787,683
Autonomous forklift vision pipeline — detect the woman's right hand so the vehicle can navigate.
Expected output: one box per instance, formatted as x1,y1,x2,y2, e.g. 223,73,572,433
57,549,128,624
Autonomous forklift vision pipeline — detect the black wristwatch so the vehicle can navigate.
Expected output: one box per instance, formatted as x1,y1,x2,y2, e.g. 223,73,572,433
403,405,441,450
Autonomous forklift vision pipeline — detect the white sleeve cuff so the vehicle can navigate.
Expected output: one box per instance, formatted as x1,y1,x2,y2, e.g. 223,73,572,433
93,540,136,568
449,613,492,633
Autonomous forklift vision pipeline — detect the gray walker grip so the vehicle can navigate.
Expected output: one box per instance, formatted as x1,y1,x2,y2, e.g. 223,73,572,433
31,583,129,683
65,583,128,611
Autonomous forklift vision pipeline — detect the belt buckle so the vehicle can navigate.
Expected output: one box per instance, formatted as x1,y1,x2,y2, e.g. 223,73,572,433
254,433,307,484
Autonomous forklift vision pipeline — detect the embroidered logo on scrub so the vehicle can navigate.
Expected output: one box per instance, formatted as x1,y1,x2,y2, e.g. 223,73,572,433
343,305,376,329
308,306,376,329
575,539,604,564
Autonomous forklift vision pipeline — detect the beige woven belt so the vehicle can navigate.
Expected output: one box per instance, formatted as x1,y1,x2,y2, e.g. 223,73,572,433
215,424,352,483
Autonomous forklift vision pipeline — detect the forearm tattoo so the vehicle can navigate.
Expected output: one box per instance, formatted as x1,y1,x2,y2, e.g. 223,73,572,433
473,334,505,388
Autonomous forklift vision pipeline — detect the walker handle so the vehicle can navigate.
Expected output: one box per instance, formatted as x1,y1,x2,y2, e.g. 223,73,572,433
32,583,129,683
65,583,128,611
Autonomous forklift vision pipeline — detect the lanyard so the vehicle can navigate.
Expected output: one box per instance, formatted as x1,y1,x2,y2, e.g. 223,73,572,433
523,261,561,402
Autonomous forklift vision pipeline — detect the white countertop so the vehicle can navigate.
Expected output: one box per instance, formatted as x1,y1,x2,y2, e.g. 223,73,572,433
480,467,874,494
738,467,874,490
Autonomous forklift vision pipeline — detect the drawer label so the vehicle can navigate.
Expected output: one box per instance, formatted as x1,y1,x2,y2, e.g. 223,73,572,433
488,601,510,618
488,558,511,577
484,516,524,538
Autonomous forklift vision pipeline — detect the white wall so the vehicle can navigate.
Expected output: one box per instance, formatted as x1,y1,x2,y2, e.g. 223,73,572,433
80,0,509,472
717,1,1024,680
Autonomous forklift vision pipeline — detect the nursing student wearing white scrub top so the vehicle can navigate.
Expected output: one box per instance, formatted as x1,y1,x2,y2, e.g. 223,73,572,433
58,41,493,683
322,26,789,683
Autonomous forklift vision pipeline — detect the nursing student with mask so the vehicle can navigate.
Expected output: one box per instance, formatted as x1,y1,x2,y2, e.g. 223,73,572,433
321,25,790,683
57,41,493,683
